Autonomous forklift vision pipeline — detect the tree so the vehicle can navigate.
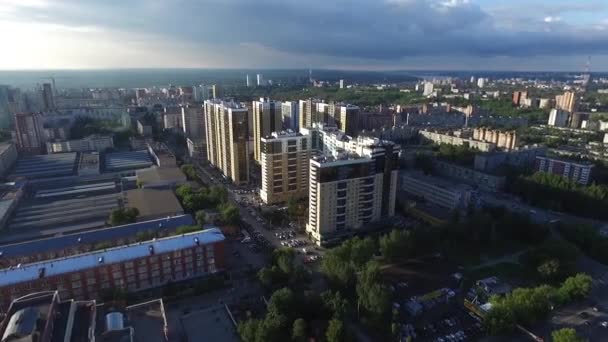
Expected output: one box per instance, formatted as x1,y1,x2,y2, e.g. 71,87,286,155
325,318,345,342
195,210,207,225
219,203,241,225
484,303,516,335
379,229,414,261
109,207,139,226
238,319,261,342
557,274,593,304
321,290,350,319
551,328,585,342
357,262,391,320
267,288,297,322
291,318,307,342
175,184,193,200
175,225,201,234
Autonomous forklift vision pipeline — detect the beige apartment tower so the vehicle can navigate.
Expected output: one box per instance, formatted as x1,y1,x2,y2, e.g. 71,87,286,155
204,100,249,184
305,127,400,246
252,98,282,163
259,130,312,204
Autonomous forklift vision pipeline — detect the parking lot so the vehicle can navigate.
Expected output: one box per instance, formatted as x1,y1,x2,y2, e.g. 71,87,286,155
384,257,484,342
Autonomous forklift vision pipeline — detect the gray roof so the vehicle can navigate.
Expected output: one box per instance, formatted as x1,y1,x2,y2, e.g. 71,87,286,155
0,215,195,260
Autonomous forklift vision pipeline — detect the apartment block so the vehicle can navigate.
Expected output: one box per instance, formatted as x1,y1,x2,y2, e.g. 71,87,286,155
547,108,570,127
298,99,321,129
306,127,400,246
253,98,282,163
535,156,594,185
555,91,576,112
472,128,518,151
0,229,225,311
260,130,311,204
181,105,204,139
419,130,496,152
204,100,249,184
281,101,299,131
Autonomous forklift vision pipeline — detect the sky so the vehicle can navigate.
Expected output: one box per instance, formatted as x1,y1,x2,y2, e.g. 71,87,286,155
0,0,608,71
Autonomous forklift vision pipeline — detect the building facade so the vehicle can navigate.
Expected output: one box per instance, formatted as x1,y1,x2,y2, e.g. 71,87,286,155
46,135,114,153
555,91,576,112
547,109,570,127
0,229,225,311
534,156,594,185
252,98,282,163
181,105,204,139
14,112,46,154
306,127,400,246
281,101,299,131
259,131,312,204
420,130,496,152
204,100,249,184
472,128,518,151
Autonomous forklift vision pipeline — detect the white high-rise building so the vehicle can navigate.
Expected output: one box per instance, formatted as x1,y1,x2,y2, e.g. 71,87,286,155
339,79,345,89
246,74,251,87
477,78,486,88
470,76,476,84
256,74,264,86
304,125,400,246
422,82,434,96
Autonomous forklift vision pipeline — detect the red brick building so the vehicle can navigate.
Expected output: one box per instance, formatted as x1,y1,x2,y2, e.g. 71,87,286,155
0,229,225,311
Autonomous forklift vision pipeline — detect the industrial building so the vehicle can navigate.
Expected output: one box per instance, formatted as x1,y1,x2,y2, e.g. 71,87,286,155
0,143,17,177
105,150,153,171
46,135,114,154
9,153,78,179
0,215,195,268
0,228,226,310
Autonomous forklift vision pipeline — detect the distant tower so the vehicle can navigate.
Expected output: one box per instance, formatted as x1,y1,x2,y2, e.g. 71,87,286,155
339,79,345,89
256,74,264,86
309,69,313,84
246,74,251,87
41,83,55,111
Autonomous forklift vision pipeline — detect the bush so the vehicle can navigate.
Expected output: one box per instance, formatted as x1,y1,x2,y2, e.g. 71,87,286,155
109,207,139,226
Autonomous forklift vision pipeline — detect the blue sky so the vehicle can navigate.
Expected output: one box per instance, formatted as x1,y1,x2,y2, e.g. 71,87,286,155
1,0,607,71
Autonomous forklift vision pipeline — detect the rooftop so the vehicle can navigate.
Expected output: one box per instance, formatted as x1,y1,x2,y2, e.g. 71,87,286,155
0,228,225,288
135,167,186,186
179,305,239,342
123,189,183,220
0,214,195,261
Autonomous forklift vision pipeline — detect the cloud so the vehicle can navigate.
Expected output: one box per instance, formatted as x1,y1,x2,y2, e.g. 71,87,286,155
543,16,562,23
1,0,608,69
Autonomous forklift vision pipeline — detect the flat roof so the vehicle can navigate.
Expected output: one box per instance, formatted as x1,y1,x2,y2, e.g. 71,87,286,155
400,170,472,191
180,305,239,342
124,189,183,219
136,167,186,185
0,228,225,288
0,214,195,260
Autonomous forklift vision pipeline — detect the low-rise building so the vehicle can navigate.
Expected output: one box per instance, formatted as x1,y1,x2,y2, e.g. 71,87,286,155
400,171,476,210
433,160,506,192
46,135,114,153
123,188,184,221
420,130,496,152
0,228,226,310
534,156,594,185
137,120,153,137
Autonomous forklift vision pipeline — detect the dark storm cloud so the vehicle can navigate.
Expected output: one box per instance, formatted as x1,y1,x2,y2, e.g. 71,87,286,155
9,0,608,60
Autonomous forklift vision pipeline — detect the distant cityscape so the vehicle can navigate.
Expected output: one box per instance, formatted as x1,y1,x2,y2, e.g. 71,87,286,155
1,69,608,342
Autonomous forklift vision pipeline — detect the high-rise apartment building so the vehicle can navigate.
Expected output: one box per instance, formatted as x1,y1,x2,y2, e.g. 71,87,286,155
477,78,486,88
281,101,299,131
252,98,283,163
181,105,204,139
339,79,345,89
256,74,264,86
211,84,223,99
14,112,46,154
41,83,55,111
512,91,528,107
555,91,576,112
246,74,251,87
535,156,593,185
547,108,570,127
330,103,360,136
305,126,400,246
204,100,249,184
298,99,320,129
260,130,312,204
422,82,434,96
